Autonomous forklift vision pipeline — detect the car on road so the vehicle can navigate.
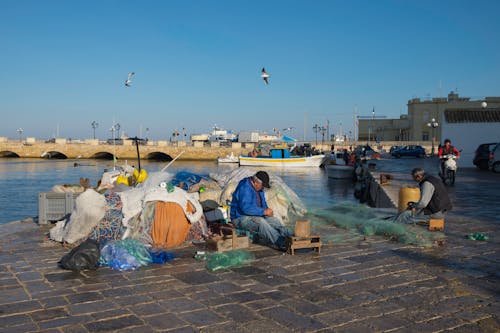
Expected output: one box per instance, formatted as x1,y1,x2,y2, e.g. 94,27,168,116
473,142,497,170
490,142,500,173
391,145,426,158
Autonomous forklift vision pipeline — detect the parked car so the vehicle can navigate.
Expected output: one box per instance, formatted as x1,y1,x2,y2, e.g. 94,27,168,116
391,145,426,158
489,142,500,173
473,142,497,170
389,145,404,154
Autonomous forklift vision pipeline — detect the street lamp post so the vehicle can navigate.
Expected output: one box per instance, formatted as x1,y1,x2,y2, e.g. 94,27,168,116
427,118,439,156
91,121,98,139
17,128,23,142
320,126,327,143
312,124,320,146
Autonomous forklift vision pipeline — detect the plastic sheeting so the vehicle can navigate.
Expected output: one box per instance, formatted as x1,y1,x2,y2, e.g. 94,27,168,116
310,202,445,247
50,189,107,244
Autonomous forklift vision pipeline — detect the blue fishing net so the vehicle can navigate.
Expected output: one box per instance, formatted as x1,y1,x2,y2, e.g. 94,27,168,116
100,239,152,270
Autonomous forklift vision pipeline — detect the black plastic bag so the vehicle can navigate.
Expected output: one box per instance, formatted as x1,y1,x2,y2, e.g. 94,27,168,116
58,239,100,271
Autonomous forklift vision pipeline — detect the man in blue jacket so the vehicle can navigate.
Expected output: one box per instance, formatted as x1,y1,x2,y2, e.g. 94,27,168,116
230,171,292,250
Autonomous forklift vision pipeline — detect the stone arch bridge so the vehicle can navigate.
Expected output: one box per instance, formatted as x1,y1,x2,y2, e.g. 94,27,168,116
0,140,253,161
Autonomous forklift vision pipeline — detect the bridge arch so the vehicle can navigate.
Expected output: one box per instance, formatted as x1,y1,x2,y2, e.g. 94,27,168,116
90,152,115,160
41,151,68,159
145,152,173,161
0,151,20,158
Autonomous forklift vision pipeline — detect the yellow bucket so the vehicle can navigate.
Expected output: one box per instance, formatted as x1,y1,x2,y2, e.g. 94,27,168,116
398,187,420,212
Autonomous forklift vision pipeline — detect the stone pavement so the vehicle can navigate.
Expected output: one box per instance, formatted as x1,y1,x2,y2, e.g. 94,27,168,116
1,159,500,333
1,213,498,333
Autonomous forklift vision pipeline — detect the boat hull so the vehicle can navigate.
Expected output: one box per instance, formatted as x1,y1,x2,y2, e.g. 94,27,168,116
326,164,354,179
217,157,239,163
239,155,327,167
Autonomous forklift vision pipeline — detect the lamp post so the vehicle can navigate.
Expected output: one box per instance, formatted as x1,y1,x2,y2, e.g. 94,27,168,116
91,121,98,139
427,118,439,156
312,124,320,146
17,128,23,142
320,126,327,143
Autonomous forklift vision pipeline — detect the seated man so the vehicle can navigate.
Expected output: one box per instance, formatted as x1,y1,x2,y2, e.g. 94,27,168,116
395,168,452,224
230,171,292,250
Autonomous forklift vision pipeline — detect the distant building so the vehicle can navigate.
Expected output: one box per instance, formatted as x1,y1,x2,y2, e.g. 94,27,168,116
357,91,500,167
358,92,500,144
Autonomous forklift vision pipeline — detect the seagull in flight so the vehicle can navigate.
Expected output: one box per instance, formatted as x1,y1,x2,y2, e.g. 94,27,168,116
283,127,294,132
261,67,270,85
125,72,135,87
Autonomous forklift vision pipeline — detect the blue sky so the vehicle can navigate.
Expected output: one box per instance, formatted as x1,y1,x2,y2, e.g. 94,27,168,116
1,0,499,141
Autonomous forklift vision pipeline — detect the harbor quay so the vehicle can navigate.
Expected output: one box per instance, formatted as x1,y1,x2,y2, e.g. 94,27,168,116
0,160,498,332
0,138,432,160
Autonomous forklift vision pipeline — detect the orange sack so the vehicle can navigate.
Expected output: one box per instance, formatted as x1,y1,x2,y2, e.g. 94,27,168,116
151,201,194,248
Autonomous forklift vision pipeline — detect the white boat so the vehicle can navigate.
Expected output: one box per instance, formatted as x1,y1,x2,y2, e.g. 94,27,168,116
326,153,354,179
217,152,239,164
326,163,354,179
239,148,327,167
209,125,237,143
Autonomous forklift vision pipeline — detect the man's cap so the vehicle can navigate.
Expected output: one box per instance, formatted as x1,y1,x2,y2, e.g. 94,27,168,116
255,171,270,188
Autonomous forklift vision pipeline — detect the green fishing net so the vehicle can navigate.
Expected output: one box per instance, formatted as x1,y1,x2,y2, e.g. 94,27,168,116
206,250,254,271
308,202,445,247
466,233,488,241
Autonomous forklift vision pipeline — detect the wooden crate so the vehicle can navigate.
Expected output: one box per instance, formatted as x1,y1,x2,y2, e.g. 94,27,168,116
429,218,444,231
206,225,249,252
286,236,321,255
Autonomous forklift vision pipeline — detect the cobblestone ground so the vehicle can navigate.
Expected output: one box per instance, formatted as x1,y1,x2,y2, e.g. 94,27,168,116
1,161,499,332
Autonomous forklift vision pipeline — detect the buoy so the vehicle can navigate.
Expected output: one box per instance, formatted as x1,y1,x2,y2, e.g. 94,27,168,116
398,187,420,212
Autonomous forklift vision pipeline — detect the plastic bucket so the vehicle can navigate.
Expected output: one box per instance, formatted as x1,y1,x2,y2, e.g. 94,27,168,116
398,187,420,212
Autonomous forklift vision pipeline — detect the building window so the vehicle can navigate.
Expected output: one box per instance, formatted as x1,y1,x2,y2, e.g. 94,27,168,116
423,111,429,122
422,131,429,141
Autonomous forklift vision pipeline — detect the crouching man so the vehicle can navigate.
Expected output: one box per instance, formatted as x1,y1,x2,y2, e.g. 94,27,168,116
230,171,292,250
395,168,452,224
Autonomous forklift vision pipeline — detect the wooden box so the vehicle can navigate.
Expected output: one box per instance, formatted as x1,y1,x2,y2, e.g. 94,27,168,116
206,235,249,252
206,225,249,252
429,218,444,231
286,236,321,255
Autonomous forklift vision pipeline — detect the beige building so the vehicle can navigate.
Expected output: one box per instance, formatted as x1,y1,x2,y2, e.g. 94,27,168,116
358,92,500,143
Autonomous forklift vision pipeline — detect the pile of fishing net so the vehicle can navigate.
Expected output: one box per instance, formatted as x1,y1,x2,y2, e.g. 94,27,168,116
309,202,445,247
207,167,307,226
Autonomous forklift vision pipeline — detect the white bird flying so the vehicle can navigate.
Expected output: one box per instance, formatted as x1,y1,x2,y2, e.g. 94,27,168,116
125,72,135,87
283,127,294,132
261,67,270,85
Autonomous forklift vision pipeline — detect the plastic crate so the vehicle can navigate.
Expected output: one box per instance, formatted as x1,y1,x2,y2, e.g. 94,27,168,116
38,192,79,224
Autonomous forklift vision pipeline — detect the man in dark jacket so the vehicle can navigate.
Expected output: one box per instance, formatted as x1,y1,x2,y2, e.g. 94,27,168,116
230,171,292,250
395,168,452,224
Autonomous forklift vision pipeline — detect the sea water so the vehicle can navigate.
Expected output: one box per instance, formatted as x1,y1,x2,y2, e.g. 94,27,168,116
0,158,355,224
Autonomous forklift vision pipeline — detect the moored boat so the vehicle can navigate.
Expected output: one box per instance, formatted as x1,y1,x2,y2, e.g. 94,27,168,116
239,147,327,167
326,152,354,179
217,152,239,164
